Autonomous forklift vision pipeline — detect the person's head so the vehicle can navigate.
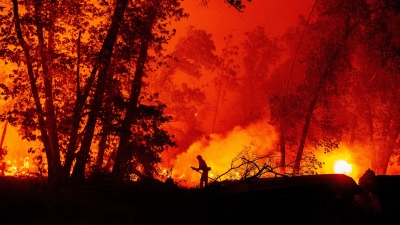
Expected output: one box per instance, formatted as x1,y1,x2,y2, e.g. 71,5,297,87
197,155,202,160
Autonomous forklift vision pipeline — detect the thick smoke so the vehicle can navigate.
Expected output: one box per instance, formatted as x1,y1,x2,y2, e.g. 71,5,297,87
171,119,278,187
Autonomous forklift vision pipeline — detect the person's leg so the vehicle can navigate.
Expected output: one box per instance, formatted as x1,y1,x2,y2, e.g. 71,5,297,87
201,173,207,187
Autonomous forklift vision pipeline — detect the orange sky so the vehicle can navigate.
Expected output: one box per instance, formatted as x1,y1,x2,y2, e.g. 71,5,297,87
2,0,384,182
164,0,317,135
167,0,376,187
170,0,316,49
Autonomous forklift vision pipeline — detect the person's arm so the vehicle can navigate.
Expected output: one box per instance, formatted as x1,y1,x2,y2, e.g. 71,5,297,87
190,166,199,171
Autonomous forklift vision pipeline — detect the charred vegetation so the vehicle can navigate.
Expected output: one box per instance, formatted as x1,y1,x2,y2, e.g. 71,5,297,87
0,174,398,224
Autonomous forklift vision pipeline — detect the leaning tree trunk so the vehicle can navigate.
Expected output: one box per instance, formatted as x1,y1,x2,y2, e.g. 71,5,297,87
12,0,55,181
63,33,97,180
0,121,7,159
94,114,112,173
294,90,319,173
69,0,130,183
293,15,355,174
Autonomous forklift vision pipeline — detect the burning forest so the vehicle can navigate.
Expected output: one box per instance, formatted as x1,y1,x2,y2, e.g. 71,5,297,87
0,0,400,223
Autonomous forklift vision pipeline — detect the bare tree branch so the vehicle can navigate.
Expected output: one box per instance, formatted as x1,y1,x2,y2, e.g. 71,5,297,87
209,145,323,184
200,0,251,12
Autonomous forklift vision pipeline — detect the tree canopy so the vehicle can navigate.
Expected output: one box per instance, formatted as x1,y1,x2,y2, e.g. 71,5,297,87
0,0,399,187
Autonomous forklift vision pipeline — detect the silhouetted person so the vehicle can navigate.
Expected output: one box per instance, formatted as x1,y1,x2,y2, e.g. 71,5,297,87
191,155,210,188
358,168,377,200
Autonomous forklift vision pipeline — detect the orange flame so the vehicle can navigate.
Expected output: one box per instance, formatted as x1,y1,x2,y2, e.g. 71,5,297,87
171,120,278,187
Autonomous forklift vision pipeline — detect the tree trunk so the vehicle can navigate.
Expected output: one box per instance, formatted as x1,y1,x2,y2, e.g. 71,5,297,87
12,0,55,181
278,127,286,174
364,103,377,171
376,85,400,174
0,121,8,159
63,35,97,180
0,121,7,149
379,120,399,175
34,0,62,178
294,90,319,173
293,16,355,174
375,115,390,174
112,37,150,181
94,113,112,173
69,0,129,182
61,31,84,180
349,113,357,146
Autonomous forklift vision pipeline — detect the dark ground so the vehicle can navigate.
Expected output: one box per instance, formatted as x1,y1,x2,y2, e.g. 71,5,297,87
0,176,399,225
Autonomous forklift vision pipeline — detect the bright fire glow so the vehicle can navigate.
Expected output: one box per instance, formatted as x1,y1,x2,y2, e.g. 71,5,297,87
314,145,366,181
333,159,352,175
169,120,278,187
